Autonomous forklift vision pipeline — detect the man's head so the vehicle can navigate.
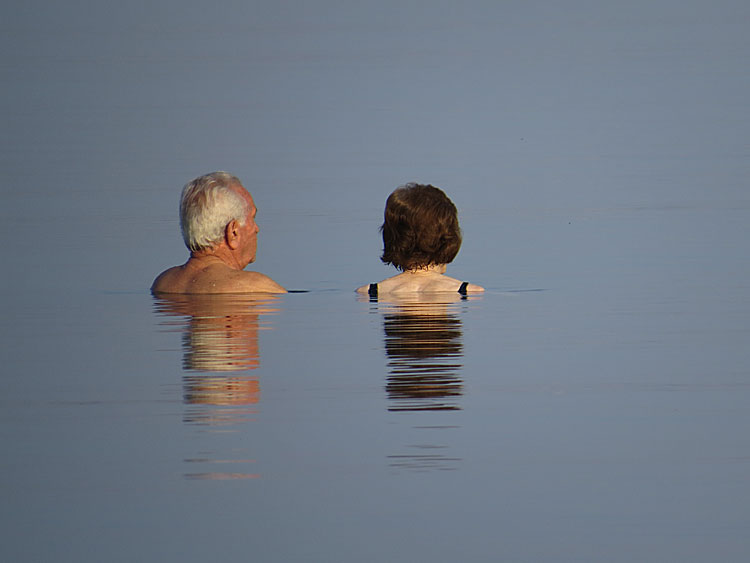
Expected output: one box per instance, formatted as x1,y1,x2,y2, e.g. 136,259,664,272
152,172,283,294
179,172,258,262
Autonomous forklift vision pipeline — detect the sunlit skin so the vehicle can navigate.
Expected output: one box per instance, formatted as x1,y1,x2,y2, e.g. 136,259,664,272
151,183,286,294
356,264,484,295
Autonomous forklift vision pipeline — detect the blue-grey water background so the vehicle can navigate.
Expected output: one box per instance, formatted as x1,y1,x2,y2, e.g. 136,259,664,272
2,1,750,561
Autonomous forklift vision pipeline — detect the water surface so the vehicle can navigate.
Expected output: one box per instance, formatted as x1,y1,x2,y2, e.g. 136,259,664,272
2,1,750,561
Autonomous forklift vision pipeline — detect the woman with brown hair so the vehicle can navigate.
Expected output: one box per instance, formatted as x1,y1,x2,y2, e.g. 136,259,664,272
357,183,484,296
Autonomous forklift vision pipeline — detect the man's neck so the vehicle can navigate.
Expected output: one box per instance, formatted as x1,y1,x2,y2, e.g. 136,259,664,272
189,247,242,270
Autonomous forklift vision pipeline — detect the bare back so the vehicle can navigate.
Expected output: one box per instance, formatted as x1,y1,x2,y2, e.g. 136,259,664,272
152,260,286,294
356,269,484,295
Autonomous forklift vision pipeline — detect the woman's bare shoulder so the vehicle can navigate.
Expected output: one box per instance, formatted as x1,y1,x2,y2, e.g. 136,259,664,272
465,282,485,292
356,272,483,295
355,283,372,294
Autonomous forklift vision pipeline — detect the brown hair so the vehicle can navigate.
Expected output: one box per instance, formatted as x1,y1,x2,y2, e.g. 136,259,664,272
380,183,462,271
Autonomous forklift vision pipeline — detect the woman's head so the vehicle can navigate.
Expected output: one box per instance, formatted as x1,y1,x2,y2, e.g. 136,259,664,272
380,183,462,271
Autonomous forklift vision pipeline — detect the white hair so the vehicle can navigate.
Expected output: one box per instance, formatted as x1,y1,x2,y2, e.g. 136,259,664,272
179,171,249,251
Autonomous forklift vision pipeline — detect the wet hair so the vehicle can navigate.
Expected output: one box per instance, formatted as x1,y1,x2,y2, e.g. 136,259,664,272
179,171,248,252
380,183,462,271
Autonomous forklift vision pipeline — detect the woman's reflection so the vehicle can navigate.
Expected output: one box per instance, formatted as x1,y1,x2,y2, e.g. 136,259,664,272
153,294,279,480
377,294,466,412
367,293,479,472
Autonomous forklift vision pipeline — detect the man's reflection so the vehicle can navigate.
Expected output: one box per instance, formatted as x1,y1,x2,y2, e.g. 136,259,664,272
153,293,279,479
154,293,278,421
154,293,278,370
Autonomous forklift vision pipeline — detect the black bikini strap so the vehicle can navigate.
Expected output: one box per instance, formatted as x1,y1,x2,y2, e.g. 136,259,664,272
368,283,378,297
458,281,469,295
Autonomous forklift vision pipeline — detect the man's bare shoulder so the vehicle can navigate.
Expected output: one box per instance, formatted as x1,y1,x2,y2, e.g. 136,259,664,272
151,265,187,294
151,263,285,294
222,270,287,293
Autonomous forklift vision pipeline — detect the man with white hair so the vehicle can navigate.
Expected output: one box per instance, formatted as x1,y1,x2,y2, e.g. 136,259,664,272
151,171,286,294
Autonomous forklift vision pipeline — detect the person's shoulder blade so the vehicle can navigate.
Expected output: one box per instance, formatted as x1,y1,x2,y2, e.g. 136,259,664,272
233,270,287,293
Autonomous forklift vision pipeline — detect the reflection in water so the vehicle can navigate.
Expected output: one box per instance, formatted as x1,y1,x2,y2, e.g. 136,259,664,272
153,294,279,480
387,440,462,472
370,294,479,472
182,375,260,427
153,293,278,372
379,296,466,412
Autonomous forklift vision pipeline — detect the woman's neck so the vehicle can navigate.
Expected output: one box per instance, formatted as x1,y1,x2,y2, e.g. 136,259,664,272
403,264,446,275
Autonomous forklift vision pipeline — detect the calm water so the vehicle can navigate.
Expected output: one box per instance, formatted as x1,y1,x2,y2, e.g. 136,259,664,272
3,1,750,561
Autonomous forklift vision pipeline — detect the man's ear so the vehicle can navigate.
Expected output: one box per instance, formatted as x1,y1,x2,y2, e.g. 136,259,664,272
225,220,241,249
